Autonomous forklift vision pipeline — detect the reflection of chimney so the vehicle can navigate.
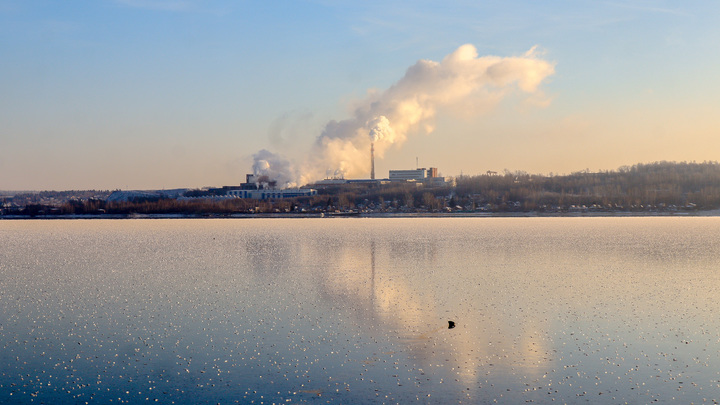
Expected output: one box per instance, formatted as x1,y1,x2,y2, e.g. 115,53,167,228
370,143,375,180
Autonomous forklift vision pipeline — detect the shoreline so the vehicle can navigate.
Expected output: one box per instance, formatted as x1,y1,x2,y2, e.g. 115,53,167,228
2,209,720,220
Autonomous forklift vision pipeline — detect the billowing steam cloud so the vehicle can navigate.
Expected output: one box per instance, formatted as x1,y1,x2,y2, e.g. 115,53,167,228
251,149,297,187
369,116,396,143
253,44,555,186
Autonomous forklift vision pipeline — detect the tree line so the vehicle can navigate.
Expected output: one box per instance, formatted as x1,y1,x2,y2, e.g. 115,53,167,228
451,161,720,212
326,161,720,212
3,161,720,216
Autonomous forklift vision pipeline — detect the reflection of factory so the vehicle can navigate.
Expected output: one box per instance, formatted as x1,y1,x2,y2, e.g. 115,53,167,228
226,174,317,199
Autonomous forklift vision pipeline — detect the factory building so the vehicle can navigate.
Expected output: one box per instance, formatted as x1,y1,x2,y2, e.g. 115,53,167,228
312,166,445,187
226,174,317,199
181,174,317,200
388,167,443,184
389,168,427,181
226,188,317,199
314,178,351,186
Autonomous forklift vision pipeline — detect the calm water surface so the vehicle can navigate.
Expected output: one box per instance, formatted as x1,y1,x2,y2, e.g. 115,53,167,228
1,218,719,404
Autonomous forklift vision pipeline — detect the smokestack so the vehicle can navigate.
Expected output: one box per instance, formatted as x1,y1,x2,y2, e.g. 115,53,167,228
370,142,375,180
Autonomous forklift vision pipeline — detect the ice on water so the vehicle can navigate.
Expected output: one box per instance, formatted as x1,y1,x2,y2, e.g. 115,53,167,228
1,218,720,403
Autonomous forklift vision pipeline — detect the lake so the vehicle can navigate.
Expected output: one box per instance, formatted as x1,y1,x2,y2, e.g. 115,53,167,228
1,217,719,403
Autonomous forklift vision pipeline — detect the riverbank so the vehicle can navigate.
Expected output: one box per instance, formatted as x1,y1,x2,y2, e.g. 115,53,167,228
3,209,720,220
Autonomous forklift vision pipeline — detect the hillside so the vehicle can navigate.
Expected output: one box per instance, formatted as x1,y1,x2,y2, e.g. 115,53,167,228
2,161,720,216
452,161,720,211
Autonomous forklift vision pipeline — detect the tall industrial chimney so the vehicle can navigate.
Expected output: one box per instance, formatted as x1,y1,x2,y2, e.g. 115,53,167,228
370,142,375,180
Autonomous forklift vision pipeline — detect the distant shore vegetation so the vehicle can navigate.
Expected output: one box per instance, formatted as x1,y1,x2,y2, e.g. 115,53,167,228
3,161,720,217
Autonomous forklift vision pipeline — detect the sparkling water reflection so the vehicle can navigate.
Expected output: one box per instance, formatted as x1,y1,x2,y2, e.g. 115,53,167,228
1,218,720,403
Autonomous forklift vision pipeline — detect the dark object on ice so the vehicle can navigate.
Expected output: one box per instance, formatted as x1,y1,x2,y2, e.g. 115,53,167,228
448,321,456,329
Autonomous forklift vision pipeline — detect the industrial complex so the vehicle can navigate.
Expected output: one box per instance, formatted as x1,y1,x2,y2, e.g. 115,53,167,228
102,165,445,203
314,167,445,187
105,141,447,202
226,174,318,199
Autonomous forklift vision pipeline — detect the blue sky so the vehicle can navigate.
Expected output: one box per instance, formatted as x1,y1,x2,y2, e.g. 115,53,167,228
2,0,719,190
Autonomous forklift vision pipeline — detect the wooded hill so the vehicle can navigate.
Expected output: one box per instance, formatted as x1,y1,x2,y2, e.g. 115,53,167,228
452,161,720,212
3,161,720,215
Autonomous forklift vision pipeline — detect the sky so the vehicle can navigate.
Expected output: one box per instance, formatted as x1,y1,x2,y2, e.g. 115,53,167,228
1,0,719,190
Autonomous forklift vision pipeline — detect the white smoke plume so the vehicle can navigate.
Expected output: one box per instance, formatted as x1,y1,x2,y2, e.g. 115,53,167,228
252,44,555,186
251,149,297,188
369,116,396,143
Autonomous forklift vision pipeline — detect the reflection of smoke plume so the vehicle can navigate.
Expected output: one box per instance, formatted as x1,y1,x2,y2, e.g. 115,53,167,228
251,149,297,188
252,44,555,186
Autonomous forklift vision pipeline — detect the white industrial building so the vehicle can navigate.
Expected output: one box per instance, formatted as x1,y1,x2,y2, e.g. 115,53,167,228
388,167,443,184
389,168,427,181
227,188,317,199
